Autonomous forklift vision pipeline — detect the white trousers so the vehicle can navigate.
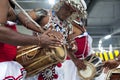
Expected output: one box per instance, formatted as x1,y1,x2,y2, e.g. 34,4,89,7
56,60,108,80
0,61,26,80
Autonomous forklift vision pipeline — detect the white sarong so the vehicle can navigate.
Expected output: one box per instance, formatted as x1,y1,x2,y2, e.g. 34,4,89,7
0,61,26,80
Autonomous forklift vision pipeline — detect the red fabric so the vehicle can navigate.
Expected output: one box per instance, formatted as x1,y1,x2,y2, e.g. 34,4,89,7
74,36,88,58
56,62,62,67
38,75,43,80
54,74,58,79
38,65,58,80
0,23,17,62
66,56,70,60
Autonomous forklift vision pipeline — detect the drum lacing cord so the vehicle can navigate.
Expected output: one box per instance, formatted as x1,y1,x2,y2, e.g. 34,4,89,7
81,34,88,59
76,32,88,59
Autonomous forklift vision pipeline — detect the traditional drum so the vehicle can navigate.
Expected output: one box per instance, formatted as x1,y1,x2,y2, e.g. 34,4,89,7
16,45,67,77
10,0,67,77
11,0,88,78
78,54,103,80
106,68,120,80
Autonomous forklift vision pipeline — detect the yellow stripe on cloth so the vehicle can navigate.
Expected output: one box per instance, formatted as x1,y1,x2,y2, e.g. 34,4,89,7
108,51,114,60
114,50,119,57
103,51,109,61
99,52,104,61
95,52,99,56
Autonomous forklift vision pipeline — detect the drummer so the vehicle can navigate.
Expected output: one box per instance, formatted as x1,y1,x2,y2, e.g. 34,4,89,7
25,0,92,80
0,0,63,79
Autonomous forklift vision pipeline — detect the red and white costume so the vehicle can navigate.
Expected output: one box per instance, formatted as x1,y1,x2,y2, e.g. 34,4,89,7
26,0,90,79
54,32,93,80
0,21,26,80
26,31,92,80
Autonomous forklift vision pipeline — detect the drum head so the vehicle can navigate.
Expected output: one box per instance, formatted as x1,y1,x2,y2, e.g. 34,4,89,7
78,61,96,80
84,54,103,77
53,45,67,61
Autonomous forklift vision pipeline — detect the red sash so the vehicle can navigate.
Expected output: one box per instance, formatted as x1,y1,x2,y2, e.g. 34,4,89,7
0,22,17,62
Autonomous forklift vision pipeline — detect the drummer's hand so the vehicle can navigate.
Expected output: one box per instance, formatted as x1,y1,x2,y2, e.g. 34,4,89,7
39,28,63,48
103,60,119,69
74,59,86,70
47,30,63,42
67,40,78,53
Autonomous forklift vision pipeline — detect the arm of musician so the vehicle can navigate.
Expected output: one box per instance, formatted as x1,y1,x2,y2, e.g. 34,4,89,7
0,26,62,47
103,55,120,69
0,0,9,24
67,40,86,70
0,1,39,46
67,50,86,70
0,1,62,48
0,26,39,46
16,9,49,33
17,11,43,33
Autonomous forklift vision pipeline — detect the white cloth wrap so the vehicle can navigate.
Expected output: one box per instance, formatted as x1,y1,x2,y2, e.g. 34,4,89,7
0,61,26,80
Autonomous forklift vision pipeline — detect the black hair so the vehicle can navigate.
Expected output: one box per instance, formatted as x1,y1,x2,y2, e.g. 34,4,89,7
9,0,15,9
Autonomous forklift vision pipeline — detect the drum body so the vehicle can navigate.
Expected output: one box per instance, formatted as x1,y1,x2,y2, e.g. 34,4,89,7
16,45,67,77
106,68,120,80
78,54,103,80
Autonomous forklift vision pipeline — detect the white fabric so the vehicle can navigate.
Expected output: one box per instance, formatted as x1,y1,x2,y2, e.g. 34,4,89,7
25,74,39,80
7,21,16,25
56,60,111,80
0,61,26,80
80,0,87,10
54,33,93,80
117,65,120,68
94,72,107,80
55,60,80,80
76,32,88,38
25,60,80,80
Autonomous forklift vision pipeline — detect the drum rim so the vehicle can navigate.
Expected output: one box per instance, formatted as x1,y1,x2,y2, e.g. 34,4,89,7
53,45,67,62
78,61,96,80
